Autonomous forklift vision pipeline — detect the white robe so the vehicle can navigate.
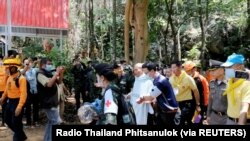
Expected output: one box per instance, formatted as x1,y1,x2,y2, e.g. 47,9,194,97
130,73,154,125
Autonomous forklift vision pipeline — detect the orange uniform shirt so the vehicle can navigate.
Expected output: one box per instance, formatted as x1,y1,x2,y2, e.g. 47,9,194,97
194,71,210,106
2,72,27,109
0,66,8,92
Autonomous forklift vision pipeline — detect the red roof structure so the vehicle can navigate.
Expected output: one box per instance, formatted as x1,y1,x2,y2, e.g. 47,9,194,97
0,0,69,29
0,0,7,25
0,0,69,56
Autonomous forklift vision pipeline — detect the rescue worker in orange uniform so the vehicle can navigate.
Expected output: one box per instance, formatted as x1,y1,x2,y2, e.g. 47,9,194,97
0,55,8,126
0,57,27,141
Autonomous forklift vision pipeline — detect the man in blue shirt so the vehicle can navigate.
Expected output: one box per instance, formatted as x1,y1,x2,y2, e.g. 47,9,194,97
137,62,179,125
21,58,39,126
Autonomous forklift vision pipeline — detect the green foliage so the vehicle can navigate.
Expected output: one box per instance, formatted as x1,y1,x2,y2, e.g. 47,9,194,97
186,42,201,60
22,39,43,58
65,0,250,66
22,37,74,89
94,4,124,61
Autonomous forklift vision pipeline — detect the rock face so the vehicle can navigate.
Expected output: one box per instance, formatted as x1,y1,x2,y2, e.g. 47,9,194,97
180,15,243,61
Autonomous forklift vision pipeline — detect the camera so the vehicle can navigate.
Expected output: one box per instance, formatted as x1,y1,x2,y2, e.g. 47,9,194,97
235,70,249,79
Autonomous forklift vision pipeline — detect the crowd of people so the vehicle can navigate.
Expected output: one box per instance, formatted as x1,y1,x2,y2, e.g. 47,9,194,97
0,40,250,141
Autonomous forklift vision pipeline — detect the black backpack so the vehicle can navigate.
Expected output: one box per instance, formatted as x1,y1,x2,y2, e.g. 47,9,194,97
105,85,136,125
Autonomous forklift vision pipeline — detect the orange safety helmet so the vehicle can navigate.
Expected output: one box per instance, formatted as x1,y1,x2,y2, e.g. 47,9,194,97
183,61,196,71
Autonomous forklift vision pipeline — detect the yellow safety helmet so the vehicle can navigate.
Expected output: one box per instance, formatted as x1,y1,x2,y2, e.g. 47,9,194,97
3,57,22,68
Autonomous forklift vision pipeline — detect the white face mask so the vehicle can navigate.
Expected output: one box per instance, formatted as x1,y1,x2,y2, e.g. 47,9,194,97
146,74,153,81
225,68,235,80
96,74,104,86
96,75,101,83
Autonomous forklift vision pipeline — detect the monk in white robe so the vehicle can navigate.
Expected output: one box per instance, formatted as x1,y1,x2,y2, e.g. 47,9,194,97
129,63,154,125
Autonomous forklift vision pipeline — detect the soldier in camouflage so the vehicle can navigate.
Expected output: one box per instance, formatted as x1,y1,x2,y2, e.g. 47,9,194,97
113,63,134,95
85,61,102,102
71,57,88,111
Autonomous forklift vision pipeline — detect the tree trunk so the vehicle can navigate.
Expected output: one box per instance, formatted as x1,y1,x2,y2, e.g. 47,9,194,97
84,1,89,54
163,21,170,64
198,0,206,69
165,0,178,61
175,0,181,61
246,0,250,38
133,0,149,63
104,0,107,9
112,0,117,61
158,41,162,66
124,0,149,63
124,0,133,63
177,27,181,61
89,0,95,58
101,35,104,60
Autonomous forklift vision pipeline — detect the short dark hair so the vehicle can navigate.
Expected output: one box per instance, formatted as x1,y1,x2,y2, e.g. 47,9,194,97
32,57,38,61
22,57,28,63
170,60,182,67
8,50,18,58
145,62,158,71
120,59,126,64
40,58,47,65
142,62,148,69
113,63,122,69
87,60,92,65
94,63,117,81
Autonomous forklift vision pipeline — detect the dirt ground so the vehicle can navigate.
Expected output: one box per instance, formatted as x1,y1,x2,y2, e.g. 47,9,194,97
0,126,45,141
0,97,78,141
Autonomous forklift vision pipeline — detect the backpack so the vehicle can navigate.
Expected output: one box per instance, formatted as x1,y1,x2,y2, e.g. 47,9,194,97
105,85,136,125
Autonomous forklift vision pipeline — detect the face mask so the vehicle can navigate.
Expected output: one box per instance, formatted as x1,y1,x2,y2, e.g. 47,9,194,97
9,66,18,75
225,68,235,80
96,74,104,88
146,74,153,81
45,64,53,71
29,63,33,68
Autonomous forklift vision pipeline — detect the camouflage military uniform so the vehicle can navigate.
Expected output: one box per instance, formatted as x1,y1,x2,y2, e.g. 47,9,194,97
71,63,88,110
114,72,135,95
97,83,119,125
85,68,102,102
